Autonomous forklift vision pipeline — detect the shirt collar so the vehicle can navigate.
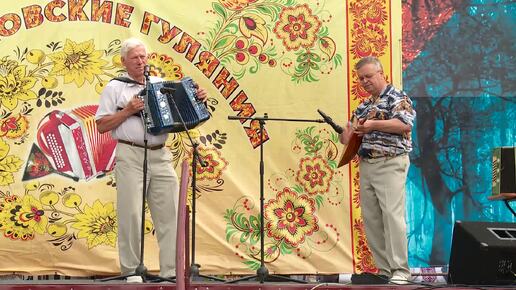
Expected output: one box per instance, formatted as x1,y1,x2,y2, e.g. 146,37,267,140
123,72,145,86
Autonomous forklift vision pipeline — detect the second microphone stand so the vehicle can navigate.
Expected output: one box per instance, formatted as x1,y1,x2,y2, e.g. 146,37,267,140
227,113,324,284
162,88,225,283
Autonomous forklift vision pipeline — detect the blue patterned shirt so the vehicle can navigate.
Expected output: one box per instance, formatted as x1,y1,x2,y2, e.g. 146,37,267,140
353,85,416,159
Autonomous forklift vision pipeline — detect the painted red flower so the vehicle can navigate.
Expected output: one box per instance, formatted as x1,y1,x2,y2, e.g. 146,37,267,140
265,187,318,247
274,4,322,51
296,156,334,195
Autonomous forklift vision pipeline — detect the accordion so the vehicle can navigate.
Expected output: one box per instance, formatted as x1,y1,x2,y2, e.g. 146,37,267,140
142,77,210,135
36,105,117,181
492,147,516,195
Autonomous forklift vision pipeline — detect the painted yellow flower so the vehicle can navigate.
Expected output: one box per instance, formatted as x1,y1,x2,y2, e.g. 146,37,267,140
0,195,19,237
0,194,48,240
0,138,23,186
264,187,319,247
273,4,322,51
296,156,333,195
48,39,108,87
147,52,183,81
0,60,37,111
0,57,17,73
72,200,117,248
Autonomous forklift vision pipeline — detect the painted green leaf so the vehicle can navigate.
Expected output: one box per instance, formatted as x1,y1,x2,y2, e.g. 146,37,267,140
315,195,324,209
213,34,237,51
212,2,227,18
244,260,260,270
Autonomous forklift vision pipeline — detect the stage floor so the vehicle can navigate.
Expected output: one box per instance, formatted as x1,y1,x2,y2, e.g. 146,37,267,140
0,279,515,290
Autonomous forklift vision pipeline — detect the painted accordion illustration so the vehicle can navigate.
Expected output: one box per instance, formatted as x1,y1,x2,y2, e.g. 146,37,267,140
34,105,117,181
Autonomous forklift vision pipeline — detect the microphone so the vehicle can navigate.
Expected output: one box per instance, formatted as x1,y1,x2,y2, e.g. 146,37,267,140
317,109,343,134
143,65,150,78
160,87,176,94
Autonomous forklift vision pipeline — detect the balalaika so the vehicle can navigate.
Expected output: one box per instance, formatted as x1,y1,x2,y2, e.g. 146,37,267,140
142,77,210,135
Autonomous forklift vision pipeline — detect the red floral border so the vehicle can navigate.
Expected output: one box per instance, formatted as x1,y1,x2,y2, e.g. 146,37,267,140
347,0,391,273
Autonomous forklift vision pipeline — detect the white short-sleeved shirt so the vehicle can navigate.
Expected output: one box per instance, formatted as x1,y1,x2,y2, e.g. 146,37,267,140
95,74,168,146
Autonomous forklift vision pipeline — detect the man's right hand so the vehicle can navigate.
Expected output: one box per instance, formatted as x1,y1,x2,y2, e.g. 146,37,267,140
339,122,354,144
125,95,144,114
96,95,144,134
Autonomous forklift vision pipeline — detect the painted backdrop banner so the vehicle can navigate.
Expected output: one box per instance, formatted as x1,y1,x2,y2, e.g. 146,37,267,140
0,0,400,276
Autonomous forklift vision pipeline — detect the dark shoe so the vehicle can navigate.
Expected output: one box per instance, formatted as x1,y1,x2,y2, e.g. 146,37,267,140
318,274,339,283
351,273,389,284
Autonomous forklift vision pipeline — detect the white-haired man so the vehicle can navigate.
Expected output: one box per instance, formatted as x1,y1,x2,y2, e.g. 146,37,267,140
96,38,207,283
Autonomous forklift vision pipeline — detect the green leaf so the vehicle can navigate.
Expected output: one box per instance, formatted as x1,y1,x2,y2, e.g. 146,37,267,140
236,214,250,229
315,195,324,209
212,2,227,18
240,231,250,242
293,185,304,193
334,53,343,66
249,60,260,74
244,260,260,270
225,228,237,241
255,6,272,16
310,53,321,62
225,23,239,34
314,141,323,152
318,26,329,37
213,34,237,51
249,215,260,231
331,131,339,142
250,231,260,245
297,53,309,62
279,240,294,255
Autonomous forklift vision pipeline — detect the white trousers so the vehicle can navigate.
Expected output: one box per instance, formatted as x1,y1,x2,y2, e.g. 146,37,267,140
115,143,179,277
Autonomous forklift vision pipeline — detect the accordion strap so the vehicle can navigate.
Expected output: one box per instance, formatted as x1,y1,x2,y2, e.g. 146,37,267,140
111,77,144,86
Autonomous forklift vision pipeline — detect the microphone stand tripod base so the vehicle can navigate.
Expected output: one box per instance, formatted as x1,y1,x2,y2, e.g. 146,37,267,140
227,265,307,284
190,263,225,282
257,266,269,282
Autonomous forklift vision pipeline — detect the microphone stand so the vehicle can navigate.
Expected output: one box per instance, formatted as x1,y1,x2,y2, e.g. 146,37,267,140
226,113,324,284
100,70,174,283
161,89,225,282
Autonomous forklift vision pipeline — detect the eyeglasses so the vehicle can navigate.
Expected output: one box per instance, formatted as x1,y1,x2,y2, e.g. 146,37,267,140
357,71,382,82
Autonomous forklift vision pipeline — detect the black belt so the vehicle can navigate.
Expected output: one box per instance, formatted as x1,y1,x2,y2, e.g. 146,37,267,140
118,139,164,150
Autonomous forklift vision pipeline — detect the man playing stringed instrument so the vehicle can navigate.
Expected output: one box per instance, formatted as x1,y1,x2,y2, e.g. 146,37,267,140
339,56,416,284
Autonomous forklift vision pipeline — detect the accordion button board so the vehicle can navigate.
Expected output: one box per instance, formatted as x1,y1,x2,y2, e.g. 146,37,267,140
143,77,210,135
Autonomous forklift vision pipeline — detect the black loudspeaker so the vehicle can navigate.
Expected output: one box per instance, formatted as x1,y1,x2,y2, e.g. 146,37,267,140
447,221,516,285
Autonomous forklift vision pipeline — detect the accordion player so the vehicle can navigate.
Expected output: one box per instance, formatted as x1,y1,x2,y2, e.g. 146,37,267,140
138,77,210,135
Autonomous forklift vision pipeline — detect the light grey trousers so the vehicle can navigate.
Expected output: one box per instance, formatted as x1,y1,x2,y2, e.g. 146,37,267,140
359,154,410,278
115,143,179,277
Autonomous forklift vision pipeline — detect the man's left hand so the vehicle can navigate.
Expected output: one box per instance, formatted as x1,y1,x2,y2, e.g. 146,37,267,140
355,119,374,136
